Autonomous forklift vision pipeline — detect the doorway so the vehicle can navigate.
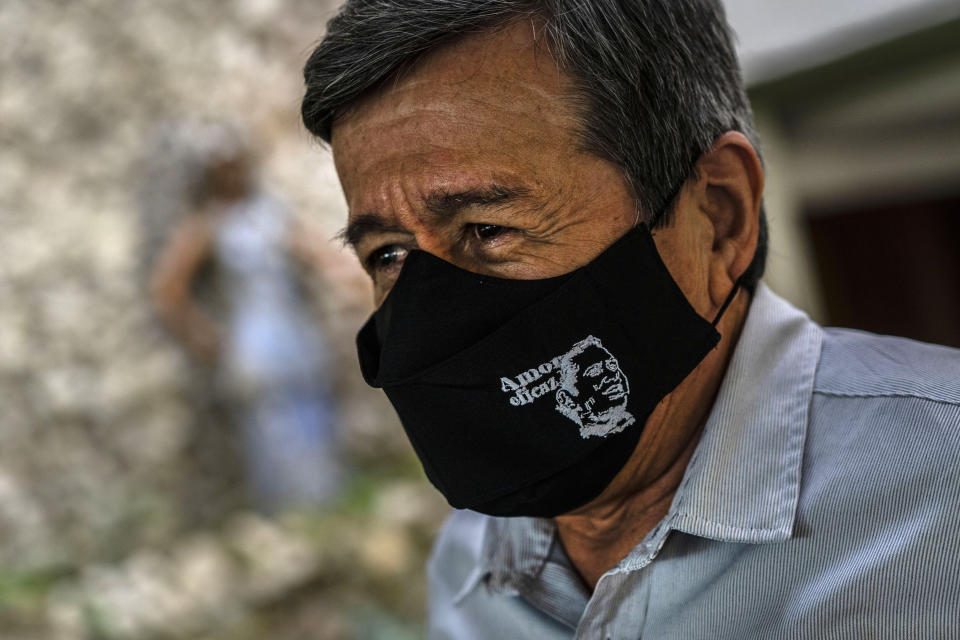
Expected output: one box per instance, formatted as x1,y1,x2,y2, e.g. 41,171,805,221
806,195,960,348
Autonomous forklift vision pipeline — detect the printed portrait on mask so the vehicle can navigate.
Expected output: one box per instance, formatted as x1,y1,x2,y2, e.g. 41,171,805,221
555,336,636,438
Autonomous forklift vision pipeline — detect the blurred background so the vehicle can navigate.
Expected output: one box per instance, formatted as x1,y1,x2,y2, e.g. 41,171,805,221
0,1,958,638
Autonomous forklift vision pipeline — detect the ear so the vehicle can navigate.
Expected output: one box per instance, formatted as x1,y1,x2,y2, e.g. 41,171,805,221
692,132,764,309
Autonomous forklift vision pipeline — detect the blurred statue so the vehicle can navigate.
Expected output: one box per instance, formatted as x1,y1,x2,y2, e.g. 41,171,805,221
150,129,341,513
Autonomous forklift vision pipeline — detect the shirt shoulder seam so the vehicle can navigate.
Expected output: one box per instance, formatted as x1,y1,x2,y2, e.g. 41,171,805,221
813,389,960,408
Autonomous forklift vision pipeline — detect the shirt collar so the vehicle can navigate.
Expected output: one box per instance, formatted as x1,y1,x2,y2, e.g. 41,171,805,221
468,516,588,628
471,283,823,591
482,516,555,590
452,515,559,604
665,283,822,544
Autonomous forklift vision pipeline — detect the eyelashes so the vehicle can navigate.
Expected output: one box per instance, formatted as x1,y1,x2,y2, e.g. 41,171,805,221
366,244,409,273
365,224,519,273
471,223,509,241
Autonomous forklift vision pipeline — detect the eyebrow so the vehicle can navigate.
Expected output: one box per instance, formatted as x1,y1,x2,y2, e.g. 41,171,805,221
338,183,528,251
336,215,406,250
423,184,527,218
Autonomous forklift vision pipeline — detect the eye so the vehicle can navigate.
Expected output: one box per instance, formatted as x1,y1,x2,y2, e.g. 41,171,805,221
470,223,510,241
366,244,408,273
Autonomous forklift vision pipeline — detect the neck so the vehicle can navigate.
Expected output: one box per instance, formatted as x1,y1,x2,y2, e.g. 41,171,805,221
554,420,703,589
553,292,749,589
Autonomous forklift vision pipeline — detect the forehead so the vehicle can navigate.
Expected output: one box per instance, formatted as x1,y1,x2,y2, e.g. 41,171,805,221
330,20,580,204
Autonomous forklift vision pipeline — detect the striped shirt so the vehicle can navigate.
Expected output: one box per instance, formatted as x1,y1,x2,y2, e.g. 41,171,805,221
426,284,960,639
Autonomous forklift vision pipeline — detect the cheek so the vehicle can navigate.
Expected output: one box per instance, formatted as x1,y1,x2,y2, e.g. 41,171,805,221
516,156,637,276
651,225,712,316
373,283,390,308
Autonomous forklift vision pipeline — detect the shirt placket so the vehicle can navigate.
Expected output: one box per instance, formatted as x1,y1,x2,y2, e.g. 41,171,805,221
574,519,673,640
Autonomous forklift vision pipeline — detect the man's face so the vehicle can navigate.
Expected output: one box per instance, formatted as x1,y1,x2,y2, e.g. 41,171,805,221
327,17,752,517
330,20,639,305
571,345,628,421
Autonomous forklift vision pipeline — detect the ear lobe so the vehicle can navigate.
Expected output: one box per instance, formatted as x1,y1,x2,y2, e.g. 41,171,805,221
694,132,764,307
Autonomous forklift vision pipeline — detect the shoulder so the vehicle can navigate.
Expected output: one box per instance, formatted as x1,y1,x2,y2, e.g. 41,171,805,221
806,328,960,479
799,332,960,559
814,328,960,406
804,329,960,504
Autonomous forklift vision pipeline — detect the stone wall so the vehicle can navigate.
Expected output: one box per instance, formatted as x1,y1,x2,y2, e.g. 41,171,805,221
1,1,444,637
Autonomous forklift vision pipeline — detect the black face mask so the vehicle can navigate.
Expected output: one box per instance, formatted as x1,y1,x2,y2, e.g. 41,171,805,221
357,225,739,518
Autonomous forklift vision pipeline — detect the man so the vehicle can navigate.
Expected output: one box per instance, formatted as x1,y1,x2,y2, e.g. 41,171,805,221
301,1,960,637
555,335,636,438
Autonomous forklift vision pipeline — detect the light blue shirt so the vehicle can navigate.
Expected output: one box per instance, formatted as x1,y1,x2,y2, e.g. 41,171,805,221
427,284,960,639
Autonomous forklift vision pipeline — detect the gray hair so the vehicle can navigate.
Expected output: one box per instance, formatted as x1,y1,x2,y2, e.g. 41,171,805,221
301,0,768,291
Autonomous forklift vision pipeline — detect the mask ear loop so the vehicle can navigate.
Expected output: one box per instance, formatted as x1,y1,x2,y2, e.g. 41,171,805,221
636,180,685,231
638,179,742,327
711,275,745,328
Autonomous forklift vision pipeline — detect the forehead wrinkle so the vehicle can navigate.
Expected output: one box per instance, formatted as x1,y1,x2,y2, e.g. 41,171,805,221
347,99,572,152
335,68,581,194
331,21,620,271
339,56,577,140
463,82,576,121
421,184,531,220
339,213,409,251
348,146,535,217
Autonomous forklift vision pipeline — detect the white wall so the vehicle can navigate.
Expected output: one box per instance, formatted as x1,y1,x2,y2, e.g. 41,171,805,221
752,53,960,320
724,0,960,82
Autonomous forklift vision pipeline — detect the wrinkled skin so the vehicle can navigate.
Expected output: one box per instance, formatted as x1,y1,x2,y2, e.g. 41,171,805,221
330,20,763,588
